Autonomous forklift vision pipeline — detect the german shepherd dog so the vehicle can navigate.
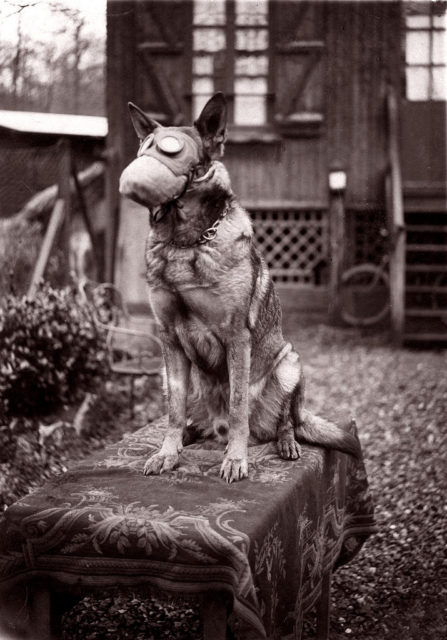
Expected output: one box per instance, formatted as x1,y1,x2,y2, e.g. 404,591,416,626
120,93,360,483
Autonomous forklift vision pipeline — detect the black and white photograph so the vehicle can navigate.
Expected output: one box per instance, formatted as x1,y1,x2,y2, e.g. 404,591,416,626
0,1,446,638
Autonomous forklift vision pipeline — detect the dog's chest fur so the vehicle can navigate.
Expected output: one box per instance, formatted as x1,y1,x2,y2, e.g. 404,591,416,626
144,206,253,374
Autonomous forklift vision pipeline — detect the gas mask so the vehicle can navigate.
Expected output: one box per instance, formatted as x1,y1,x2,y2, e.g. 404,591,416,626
119,126,202,208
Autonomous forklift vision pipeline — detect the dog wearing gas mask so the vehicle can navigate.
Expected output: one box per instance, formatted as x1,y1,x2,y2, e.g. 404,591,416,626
120,93,360,483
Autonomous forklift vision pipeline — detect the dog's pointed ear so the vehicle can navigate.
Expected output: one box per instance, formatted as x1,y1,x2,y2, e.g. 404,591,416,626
194,92,227,158
128,102,161,140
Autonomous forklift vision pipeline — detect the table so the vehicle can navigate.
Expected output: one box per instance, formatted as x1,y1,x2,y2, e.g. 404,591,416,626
0,415,376,639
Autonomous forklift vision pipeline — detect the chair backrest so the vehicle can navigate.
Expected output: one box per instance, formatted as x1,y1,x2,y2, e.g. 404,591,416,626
78,278,128,329
77,278,163,377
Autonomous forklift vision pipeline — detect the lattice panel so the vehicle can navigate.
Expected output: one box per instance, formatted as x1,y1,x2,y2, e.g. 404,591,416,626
249,209,328,285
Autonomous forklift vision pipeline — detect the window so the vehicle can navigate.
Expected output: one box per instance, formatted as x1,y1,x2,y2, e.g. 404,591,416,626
405,1,447,100
192,0,269,125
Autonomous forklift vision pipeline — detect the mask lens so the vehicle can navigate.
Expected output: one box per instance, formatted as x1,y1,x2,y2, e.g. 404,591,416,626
157,135,184,155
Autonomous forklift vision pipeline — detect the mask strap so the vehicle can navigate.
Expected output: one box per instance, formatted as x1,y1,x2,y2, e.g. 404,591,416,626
150,161,216,223
190,163,215,186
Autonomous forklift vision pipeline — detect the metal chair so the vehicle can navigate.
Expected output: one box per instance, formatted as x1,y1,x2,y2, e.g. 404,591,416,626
78,278,163,411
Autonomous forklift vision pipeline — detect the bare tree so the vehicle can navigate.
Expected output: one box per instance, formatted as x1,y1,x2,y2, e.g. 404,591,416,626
0,0,105,115
6,2,39,107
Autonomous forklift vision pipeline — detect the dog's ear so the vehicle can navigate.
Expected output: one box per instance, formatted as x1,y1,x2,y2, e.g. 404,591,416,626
128,102,161,140
194,92,227,158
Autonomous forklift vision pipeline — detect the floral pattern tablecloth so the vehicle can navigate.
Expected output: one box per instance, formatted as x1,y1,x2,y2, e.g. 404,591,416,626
0,416,376,639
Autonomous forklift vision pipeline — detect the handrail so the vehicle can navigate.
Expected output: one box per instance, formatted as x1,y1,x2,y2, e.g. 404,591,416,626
387,88,405,233
386,86,406,346
27,198,65,298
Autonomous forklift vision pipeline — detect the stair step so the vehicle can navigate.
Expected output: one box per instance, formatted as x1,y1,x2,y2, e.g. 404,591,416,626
406,265,447,273
406,244,447,252
406,285,447,293
404,203,447,213
404,332,447,342
406,224,447,233
406,308,447,318
403,180,447,197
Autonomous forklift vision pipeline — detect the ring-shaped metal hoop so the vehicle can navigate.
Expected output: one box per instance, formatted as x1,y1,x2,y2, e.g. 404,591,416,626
340,264,390,327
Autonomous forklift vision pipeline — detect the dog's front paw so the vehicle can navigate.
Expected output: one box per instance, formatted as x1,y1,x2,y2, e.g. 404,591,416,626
143,452,179,476
277,435,301,460
220,456,249,483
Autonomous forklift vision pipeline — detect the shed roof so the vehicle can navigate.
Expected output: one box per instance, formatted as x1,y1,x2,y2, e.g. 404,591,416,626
0,110,108,138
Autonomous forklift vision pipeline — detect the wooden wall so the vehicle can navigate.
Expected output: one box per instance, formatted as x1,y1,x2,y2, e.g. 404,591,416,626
223,137,328,206
325,1,402,207
107,0,403,210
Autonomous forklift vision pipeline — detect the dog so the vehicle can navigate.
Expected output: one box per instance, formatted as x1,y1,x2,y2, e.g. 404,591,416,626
119,92,360,483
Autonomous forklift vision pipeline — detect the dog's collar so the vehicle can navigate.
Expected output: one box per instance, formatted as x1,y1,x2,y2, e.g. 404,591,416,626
150,162,232,248
167,198,233,249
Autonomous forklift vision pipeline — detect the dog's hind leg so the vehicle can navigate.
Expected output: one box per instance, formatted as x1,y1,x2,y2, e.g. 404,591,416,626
277,417,302,460
274,350,304,460
275,349,361,458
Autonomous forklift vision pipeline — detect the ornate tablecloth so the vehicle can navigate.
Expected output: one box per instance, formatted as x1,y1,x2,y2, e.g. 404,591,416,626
0,416,376,639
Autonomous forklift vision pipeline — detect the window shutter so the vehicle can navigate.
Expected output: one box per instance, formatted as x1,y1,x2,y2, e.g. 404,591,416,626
270,0,325,136
135,1,193,125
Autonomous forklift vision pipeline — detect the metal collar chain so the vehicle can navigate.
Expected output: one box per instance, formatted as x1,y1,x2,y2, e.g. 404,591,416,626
149,160,231,249
169,199,233,249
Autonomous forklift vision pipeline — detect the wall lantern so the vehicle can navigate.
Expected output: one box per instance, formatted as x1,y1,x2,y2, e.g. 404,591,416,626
328,169,347,193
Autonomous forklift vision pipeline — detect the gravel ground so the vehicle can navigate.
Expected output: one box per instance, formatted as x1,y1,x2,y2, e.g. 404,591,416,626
282,315,447,640
2,316,446,639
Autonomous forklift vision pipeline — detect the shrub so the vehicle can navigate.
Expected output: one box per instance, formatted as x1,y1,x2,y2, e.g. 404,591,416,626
0,218,42,297
0,284,108,418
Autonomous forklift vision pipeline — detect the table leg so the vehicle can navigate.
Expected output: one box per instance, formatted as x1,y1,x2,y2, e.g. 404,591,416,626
29,583,52,640
315,568,331,640
201,591,228,640
295,607,304,640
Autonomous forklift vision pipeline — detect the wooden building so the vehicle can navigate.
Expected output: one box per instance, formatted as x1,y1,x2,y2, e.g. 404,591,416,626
0,111,107,219
106,0,446,343
0,111,108,295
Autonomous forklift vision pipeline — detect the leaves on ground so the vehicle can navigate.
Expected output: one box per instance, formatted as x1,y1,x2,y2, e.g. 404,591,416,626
287,320,447,640
2,317,446,639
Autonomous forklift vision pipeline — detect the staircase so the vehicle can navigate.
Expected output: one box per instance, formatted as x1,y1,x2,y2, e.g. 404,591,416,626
386,88,447,346
403,188,447,345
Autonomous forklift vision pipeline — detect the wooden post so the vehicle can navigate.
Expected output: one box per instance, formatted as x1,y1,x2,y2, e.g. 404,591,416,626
328,187,346,324
295,601,304,640
200,592,228,640
106,1,138,284
29,583,52,639
58,137,72,283
315,568,332,640
28,199,65,297
71,155,102,279
390,224,406,346
104,146,120,283
386,89,406,346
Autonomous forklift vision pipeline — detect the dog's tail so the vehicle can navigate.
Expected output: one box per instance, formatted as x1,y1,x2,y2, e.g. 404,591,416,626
293,408,361,459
